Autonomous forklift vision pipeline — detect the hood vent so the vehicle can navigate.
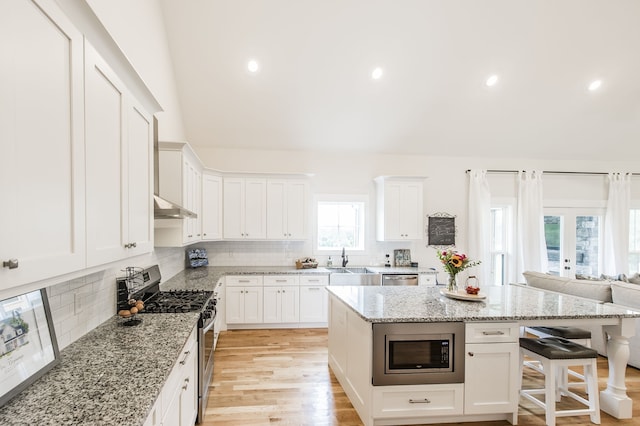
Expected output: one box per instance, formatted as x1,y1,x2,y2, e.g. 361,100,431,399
153,117,197,219
154,195,197,219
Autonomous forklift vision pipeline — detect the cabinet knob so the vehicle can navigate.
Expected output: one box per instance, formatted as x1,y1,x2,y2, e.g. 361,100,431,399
2,259,19,269
132,242,137,248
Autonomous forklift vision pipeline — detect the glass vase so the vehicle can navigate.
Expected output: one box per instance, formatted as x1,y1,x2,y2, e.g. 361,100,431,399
447,274,459,292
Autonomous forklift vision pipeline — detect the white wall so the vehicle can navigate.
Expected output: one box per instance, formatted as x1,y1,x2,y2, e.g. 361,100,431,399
85,0,186,141
192,146,640,274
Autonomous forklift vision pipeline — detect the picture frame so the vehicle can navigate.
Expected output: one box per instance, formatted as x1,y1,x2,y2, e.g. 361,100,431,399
0,288,60,408
427,212,456,247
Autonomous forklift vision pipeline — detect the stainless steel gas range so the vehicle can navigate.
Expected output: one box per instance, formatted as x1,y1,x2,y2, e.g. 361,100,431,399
117,265,217,424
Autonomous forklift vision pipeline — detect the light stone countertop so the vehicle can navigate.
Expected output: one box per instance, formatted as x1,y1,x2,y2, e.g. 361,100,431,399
327,284,640,323
0,312,199,426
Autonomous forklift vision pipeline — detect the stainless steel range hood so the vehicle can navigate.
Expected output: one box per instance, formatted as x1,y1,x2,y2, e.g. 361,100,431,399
153,117,197,219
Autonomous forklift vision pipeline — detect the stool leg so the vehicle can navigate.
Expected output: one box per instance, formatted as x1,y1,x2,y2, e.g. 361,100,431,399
586,360,601,424
544,359,557,426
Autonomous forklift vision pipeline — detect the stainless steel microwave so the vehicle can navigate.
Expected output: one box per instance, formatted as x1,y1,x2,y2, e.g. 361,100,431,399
372,322,465,386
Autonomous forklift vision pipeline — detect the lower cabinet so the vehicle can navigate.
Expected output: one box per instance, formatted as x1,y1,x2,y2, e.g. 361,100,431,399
144,326,197,426
299,275,329,323
225,274,329,327
372,384,464,418
263,286,299,323
225,275,264,324
464,322,519,416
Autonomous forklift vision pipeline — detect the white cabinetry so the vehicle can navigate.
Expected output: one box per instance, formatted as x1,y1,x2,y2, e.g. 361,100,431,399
375,177,424,241
263,275,299,323
0,0,86,290
266,179,309,240
85,42,153,267
299,275,329,323
223,178,267,239
225,276,264,324
148,326,197,426
202,172,223,241
155,142,203,247
464,322,519,417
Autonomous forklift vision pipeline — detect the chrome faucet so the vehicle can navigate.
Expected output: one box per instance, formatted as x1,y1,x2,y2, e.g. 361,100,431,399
341,247,348,267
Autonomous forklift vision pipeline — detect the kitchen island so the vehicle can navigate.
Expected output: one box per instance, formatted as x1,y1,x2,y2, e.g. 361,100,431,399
327,284,640,426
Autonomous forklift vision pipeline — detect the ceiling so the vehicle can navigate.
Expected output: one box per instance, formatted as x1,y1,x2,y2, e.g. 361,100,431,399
159,0,640,161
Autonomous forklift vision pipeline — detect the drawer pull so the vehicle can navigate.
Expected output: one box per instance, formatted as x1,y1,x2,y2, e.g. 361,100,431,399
409,398,431,404
275,279,287,283
482,331,505,336
179,350,191,365
238,280,250,283
308,287,320,291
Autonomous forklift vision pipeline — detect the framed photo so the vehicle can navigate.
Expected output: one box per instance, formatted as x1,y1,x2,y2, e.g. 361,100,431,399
427,213,456,247
0,288,59,408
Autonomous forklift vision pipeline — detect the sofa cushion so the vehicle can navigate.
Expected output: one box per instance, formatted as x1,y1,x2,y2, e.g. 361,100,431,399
610,281,640,310
523,271,612,303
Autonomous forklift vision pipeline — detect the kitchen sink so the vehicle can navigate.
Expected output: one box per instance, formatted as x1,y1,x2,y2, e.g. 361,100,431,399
326,267,371,274
327,267,381,286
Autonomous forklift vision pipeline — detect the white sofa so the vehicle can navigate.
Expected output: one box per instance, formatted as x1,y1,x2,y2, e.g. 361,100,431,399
522,271,640,369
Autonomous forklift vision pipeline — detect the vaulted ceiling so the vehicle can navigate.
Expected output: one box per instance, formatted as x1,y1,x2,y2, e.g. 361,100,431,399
159,0,640,161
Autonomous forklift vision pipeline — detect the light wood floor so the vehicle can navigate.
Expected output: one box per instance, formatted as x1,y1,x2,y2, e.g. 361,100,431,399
203,328,640,425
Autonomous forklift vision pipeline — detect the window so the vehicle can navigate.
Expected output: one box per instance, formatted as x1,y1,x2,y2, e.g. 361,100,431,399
490,204,514,285
316,197,366,251
630,209,640,275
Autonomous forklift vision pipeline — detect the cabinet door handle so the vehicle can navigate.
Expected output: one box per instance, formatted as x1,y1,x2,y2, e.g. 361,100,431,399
482,331,505,336
179,350,190,365
308,287,320,291
409,398,431,404
182,377,190,390
3,259,19,269
468,352,474,357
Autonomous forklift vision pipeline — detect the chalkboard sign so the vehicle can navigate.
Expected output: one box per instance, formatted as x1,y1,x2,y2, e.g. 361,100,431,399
428,216,455,246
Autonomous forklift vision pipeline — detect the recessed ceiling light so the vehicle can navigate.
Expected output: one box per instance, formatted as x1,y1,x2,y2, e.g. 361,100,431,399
372,67,383,80
588,79,602,91
247,60,259,73
485,74,498,87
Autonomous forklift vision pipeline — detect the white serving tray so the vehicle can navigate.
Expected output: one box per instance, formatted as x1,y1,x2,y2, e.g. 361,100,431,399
440,288,487,302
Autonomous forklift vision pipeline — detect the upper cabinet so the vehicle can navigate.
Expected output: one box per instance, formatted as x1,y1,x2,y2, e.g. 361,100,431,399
155,142,203,247
202,172,223,241
0,0,86,290
223,178,267,240
85,42,153,267
266,179,309,240
375,176,425,241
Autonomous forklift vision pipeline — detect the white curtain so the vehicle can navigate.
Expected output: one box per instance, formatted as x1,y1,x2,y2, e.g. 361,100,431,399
603,173,631,275
516,170,548,280
468,170,492,286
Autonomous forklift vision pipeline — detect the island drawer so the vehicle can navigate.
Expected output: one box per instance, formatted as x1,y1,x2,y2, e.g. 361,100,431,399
263,275,299,286
465,322,519,343
372,383,463,418
226,275,263,286
299,275,329,286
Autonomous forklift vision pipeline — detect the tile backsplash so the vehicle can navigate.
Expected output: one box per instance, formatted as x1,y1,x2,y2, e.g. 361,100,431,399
46,247,185,350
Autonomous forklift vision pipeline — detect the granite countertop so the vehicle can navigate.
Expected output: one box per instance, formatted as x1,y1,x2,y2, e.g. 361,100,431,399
0,312,199,426
327,284,640,323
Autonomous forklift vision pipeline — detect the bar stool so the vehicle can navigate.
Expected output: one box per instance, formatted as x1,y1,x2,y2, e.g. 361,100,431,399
519,337,600,426
524,326,592,392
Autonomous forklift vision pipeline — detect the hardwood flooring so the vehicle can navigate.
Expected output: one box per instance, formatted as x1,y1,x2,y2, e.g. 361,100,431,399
203,328,640,426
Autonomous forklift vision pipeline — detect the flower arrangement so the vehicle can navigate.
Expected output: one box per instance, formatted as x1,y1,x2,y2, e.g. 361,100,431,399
436,250,481,291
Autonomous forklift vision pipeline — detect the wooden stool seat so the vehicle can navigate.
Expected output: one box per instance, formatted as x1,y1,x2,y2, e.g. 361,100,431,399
519,337,600,426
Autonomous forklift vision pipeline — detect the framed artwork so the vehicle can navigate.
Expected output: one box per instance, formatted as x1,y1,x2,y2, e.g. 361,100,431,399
393,249,412,267
427,212,456,247
0,288,59,408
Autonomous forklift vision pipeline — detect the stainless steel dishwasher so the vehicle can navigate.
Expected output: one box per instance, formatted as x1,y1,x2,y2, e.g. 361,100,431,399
381,274,419,286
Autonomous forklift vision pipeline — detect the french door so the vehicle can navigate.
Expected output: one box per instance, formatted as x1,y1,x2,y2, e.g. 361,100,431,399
544,208,604,277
